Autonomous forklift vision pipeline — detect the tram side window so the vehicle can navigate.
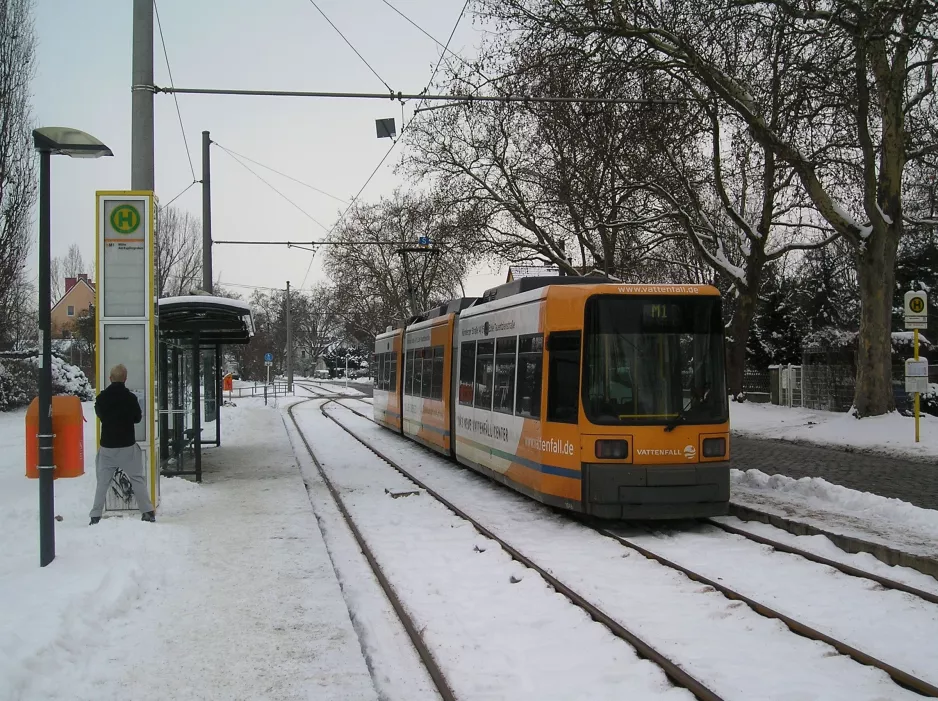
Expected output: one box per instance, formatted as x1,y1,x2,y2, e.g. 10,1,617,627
547,331,581,423
515,334,543,419
421,348,433,398
412,349,424,397
405,350,415,396
474,340,495,410
431,346,444,400
459,341,475,405
389,353,397,392
374,353,383,388
494,336,517,414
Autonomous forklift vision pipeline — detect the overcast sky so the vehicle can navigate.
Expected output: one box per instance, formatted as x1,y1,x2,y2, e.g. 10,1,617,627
31,0,506,299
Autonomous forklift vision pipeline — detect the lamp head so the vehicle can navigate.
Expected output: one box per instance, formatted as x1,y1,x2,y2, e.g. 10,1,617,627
32,127,113,158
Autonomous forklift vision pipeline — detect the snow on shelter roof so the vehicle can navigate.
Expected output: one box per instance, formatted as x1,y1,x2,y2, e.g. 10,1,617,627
158,295,255,344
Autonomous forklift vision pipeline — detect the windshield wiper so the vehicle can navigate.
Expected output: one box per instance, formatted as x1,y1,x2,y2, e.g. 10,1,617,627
663,407,690,432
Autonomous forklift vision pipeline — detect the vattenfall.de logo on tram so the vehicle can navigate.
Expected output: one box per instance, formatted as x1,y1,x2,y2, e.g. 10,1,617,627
635,445,697,460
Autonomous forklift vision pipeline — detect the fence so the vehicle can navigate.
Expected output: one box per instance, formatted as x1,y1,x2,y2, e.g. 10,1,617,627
768,363,938,413
741,369,771,401
227,381,292,401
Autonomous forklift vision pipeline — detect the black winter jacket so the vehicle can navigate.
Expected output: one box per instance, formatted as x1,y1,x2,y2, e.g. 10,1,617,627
95,382,142,448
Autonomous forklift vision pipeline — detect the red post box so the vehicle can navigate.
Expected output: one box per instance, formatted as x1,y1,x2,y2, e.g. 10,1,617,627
25,395,85,479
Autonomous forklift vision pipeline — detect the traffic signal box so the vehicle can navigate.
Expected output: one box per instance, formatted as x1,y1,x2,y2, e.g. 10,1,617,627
25,395,85,479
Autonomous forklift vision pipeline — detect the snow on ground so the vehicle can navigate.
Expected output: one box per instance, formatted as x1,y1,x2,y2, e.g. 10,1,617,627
295,378,366,397
712,514,938,595
291,400,692,701
619,523,938,685
0,398,377,701
730,468,938,560
730,401,938,460
321,400,920,701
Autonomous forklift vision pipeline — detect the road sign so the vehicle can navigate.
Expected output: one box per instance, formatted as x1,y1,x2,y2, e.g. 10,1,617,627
264,352,273,362
265,361,272,367
905,358,929,394
904,291,928,329
418,236,431,246
109,204,141,234
376,118,396,139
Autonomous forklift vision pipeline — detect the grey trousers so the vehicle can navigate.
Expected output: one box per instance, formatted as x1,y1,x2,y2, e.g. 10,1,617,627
89,444,154,518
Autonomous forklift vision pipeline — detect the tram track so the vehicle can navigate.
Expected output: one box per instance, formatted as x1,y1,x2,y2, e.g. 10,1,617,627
322,392,938,605
287,399,456,701
320,397,938,698
294,396,724,701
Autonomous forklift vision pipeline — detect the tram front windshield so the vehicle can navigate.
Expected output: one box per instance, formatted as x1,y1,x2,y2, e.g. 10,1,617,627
583,296,727,426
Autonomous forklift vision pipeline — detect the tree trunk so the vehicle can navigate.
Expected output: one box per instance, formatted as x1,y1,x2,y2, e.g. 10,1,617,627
726,285,758,400
853,236,897,416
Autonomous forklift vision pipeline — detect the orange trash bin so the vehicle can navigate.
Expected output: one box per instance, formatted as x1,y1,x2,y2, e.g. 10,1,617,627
25,395,85,479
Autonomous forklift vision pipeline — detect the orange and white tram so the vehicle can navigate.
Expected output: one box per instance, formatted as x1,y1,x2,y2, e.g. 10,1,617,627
374,277,730,519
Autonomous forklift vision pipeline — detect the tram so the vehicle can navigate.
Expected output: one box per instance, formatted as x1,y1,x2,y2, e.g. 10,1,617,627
373,277,729,519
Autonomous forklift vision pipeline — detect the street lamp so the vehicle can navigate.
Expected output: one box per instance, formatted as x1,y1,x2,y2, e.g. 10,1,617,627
33,127,112,567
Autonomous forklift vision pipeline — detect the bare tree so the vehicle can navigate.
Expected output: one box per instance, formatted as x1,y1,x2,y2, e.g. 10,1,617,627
325,189,474,337
292,284,341,372
61,243,86,277
156,205,202,297
0,0,36,349
482,0,938,415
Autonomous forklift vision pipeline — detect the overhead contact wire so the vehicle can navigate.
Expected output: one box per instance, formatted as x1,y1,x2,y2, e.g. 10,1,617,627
305,0,393,93
298,0,470,290
215,144,330,233
153,0,196,181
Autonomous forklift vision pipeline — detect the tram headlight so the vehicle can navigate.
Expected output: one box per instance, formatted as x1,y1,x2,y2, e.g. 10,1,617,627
595,439,628,460
702,437,726,458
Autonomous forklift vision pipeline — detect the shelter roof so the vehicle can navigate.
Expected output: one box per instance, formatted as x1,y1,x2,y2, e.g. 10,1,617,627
158,295,255,345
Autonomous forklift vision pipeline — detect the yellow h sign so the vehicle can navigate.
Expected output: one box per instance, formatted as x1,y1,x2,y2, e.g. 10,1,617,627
110,204,141,234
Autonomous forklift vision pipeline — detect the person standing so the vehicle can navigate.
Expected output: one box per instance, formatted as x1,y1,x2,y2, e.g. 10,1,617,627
89,364,155,524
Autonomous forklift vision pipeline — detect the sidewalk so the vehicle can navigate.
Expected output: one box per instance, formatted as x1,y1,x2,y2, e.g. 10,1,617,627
730,402,938,510
0,399,377,701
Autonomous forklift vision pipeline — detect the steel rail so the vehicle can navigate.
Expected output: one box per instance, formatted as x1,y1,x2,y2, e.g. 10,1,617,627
600,528,938,697
702,518,938,606
287,400,457,701
317,400,725,701
327,397,938,697
323,392,938,606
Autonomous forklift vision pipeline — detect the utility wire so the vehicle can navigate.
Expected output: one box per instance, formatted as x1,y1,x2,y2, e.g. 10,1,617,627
153,0,196,181
211,142,349,204
297,0,471,290
160,180,199,208
306,0,393,93
379,0,476,75
215,144,330,233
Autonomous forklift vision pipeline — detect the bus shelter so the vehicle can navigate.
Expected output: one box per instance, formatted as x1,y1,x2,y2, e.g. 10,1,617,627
157,296,254,482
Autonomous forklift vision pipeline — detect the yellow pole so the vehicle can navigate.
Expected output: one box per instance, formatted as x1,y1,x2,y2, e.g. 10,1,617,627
914,328,920,443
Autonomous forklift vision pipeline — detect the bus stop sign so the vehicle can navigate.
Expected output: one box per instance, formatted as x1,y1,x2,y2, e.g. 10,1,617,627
904,291,928,329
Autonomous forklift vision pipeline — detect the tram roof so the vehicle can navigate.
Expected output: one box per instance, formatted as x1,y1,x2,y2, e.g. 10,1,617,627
158,295,255,345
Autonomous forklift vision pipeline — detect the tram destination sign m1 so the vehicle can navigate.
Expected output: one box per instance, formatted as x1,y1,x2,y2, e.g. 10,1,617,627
904,291,928,330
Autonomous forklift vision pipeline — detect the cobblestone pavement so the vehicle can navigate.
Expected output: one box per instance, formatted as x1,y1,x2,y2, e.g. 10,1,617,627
731,435,938,511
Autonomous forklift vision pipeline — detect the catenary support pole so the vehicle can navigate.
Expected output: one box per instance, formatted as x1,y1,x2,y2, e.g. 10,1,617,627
131,0,154,190
192,334,202,482
37,150,55,567
286,281,293,392
202,130,212,292
915,328,921,443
